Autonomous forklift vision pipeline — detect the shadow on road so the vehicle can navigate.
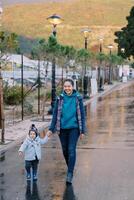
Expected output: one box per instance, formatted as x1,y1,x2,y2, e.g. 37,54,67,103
25,181,41,200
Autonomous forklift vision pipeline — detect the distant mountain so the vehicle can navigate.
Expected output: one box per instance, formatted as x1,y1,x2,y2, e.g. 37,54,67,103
1,0,66,6
2,0,134,51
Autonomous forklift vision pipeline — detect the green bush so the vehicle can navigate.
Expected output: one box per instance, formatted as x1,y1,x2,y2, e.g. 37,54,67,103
24,100,33,114
4,84,23,105
35,90,51,100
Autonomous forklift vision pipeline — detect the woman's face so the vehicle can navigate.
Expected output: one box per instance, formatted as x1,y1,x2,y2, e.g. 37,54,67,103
64,81,73,95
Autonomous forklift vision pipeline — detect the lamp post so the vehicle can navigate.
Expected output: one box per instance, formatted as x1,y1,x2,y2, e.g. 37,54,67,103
98,37,104,92
47,14,63,114
107,44,113,84
121,48,125,80
81,28,91,99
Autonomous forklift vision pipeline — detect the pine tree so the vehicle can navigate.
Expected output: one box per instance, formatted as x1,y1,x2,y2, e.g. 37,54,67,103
115,6,134,59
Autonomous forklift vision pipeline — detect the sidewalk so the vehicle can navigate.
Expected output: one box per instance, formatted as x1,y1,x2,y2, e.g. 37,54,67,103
0,81,133,153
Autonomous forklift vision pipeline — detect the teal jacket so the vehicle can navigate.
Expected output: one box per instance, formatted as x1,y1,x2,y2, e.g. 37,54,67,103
60,91,79,129
49,90,86,134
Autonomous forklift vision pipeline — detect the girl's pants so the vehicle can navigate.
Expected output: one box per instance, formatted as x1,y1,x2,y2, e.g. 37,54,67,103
25,159,39,176
59,128,79,175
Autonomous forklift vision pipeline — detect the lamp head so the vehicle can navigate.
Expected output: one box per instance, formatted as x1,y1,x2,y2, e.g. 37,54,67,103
121,48,125,53
99,37,104,43
108,44,113,50
81,28,91,39
47,14,63,26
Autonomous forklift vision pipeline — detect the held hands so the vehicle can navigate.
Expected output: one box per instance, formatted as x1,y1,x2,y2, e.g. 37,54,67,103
19,151,23,156
46,130,52,138
80,133,85,140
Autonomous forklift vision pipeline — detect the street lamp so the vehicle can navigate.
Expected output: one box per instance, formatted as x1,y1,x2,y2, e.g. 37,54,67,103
107,44,113,84
121,47,125,54
47,14,63,114
81,28,91,99
98,37,104,92
120,48,125,80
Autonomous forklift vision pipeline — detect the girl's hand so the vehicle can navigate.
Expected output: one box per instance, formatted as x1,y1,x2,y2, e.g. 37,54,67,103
19,151,23,156
80,134,85,140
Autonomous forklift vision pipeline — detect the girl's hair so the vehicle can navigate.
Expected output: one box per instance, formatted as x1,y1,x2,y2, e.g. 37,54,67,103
29,124,38,137
64,78,74,87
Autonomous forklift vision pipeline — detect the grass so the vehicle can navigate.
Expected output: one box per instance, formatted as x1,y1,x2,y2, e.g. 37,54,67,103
2,0,134,51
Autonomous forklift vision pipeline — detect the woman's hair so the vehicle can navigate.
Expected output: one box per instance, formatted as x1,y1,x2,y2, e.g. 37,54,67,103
64,78,74,87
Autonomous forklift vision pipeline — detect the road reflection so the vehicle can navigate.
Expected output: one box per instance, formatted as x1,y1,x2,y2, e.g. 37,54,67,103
0,152,5,162
0,173,5,200
25,181,41,200
63,185,77,200
85,83,134,148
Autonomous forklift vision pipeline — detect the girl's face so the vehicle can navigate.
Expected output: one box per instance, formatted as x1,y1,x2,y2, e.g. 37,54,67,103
64,81,73,95
29,131,36,139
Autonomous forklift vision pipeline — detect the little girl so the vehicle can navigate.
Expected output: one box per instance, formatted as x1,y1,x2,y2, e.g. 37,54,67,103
19,124,49,181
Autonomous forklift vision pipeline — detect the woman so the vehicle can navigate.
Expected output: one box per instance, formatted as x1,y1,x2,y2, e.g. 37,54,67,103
47,79,86,184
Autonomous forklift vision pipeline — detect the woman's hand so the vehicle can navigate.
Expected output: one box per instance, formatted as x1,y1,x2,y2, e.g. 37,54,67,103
80,133,85,140
47,130,52,137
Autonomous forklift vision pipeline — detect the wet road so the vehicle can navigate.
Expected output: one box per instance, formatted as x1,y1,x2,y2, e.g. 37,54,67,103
1,82,134,200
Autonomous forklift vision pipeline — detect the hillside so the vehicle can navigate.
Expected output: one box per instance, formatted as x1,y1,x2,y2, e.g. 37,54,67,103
1,0,67,6
2,0,134,51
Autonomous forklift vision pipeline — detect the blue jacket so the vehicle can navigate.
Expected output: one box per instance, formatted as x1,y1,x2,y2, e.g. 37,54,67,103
49,90,86,134
19,135,49,161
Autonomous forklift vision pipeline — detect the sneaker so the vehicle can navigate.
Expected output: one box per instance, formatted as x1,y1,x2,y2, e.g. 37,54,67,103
66,172,73,184
33,174,38,181
26,174,31,181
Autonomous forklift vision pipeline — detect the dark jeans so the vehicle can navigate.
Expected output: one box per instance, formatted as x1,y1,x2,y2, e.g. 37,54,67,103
25,159,39,176
59,128,80,175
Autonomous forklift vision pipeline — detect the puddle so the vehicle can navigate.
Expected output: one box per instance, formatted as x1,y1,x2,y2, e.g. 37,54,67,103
0,152,5,162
